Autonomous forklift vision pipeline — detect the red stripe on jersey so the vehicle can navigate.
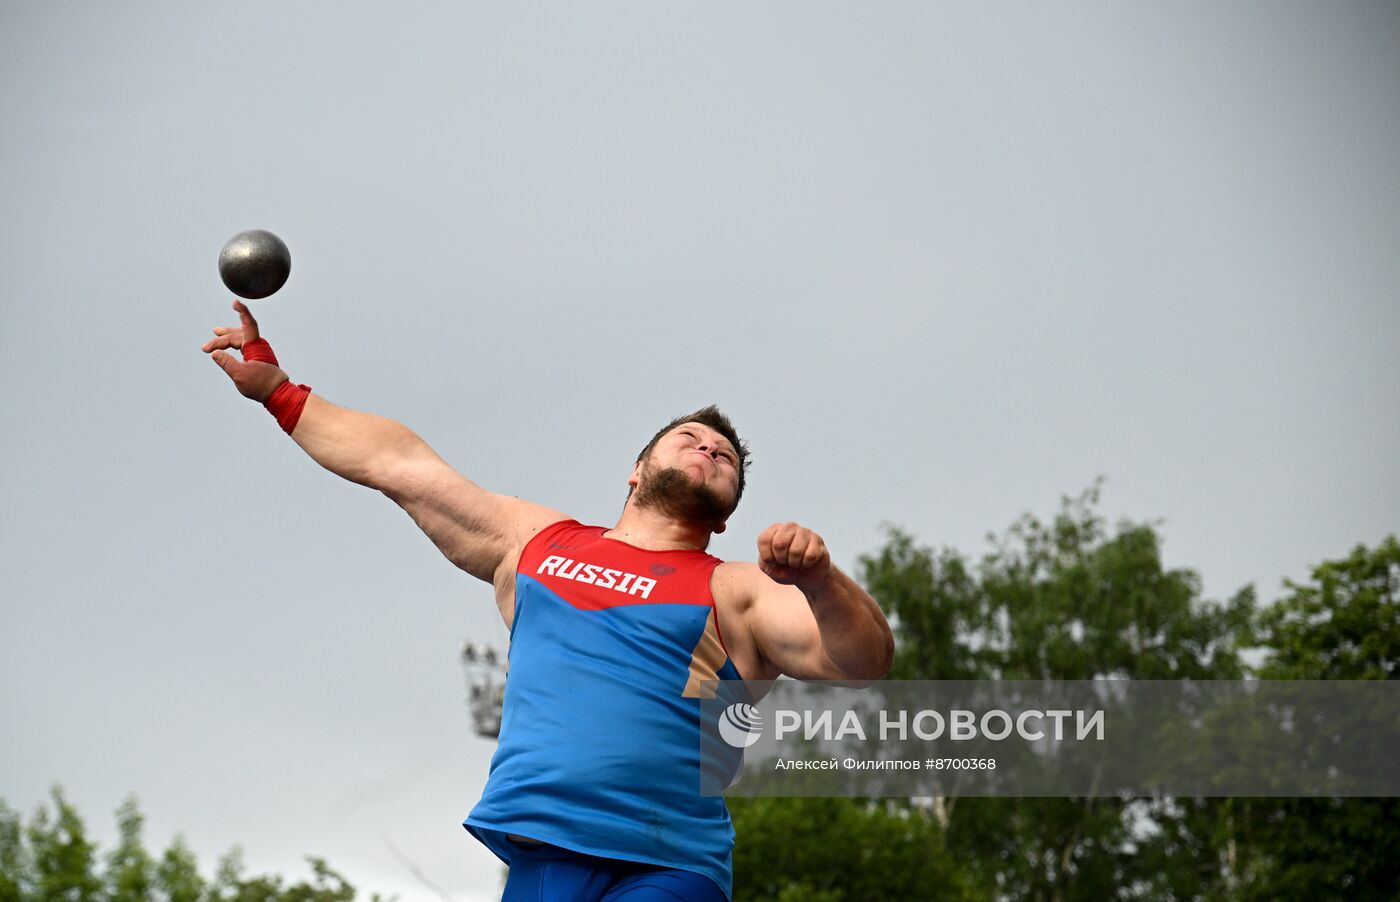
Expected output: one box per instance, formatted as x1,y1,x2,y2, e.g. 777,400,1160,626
520,520,721,611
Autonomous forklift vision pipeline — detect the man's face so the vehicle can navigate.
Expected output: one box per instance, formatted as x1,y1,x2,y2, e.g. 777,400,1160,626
630,423,742,527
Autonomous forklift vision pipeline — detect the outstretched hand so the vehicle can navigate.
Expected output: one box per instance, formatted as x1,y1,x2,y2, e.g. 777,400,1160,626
757,521,833,590
202,300,289,402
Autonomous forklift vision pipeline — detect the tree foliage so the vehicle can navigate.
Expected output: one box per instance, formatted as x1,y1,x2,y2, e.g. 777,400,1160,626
730,797,978,901
0,792,387,902
1227,535,1400,899
731,484,1399,900
1253,535,1399,681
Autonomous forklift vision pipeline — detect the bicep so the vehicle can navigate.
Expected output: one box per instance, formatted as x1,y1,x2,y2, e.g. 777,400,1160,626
381,455,567,582
737,568,841,681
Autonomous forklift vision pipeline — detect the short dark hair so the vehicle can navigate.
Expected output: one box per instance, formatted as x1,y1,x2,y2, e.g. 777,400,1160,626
634,404,752,506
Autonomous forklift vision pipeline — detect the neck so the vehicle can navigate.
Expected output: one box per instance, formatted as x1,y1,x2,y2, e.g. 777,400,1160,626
606,502,715,552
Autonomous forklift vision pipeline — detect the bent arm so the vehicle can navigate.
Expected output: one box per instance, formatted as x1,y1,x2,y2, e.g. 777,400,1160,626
792,566,894,681
724,563,894,682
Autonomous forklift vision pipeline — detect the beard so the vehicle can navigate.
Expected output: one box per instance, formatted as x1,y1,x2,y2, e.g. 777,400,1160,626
632,460,733,526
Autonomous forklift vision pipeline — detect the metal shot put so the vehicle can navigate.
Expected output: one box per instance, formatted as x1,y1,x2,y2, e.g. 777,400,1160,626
218,229,291,299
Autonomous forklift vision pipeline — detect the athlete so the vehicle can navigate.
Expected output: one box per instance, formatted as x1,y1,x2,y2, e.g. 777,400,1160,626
203,300,894,901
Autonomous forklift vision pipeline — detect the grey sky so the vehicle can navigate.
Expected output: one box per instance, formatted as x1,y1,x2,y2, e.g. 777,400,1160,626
3,2,1397,900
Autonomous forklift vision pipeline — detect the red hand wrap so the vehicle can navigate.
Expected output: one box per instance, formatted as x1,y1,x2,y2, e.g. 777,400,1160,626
265,380,312,435
242,337,279,366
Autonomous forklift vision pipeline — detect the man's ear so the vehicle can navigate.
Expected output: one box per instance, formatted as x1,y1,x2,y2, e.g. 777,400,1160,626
628,459,643,489
712,519,727,535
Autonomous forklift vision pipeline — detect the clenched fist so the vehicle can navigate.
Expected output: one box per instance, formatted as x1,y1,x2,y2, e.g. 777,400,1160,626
757,522,832,589
202,300,289,402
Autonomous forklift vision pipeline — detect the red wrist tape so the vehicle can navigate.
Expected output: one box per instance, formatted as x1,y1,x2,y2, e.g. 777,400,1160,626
265,380,312,435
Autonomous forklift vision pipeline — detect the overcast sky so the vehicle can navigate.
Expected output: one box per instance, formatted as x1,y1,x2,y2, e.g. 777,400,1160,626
2,2,1397,900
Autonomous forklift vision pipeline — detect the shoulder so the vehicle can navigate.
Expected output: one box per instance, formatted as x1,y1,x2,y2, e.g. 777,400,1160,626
491,511,577,584
707,561,780,682
711,560,765,612
512,516,586,557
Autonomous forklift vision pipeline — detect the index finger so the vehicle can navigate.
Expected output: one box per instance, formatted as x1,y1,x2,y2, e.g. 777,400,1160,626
233,300,260,342
756,523,780,562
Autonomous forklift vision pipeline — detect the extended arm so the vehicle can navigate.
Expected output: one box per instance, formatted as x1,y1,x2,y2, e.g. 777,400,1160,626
202,300,564,582
290,394,564,581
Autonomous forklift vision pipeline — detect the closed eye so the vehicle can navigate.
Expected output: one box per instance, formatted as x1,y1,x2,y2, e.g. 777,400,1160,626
679,428,737,465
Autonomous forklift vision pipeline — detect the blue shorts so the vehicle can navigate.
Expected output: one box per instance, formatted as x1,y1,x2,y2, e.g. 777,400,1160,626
501,838,728,902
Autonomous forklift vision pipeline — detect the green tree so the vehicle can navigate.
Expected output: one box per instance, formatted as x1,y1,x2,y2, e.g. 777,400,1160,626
1,802,30,902
1227,536,1400,899
874,485,1255,901
0,793,387,902
105,799,153,902
276,858,355,902
153,837,202,902
204,849,356,902
867,497,1397,900
1253,535,1399,681
729,797,979,902
732,485,1262,900
27,788,101,902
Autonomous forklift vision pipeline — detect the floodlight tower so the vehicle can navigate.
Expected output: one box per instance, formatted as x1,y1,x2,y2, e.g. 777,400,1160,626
460,641,506,739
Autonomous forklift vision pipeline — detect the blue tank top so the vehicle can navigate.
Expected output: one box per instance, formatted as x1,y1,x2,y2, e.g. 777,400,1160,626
465,520,747,898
